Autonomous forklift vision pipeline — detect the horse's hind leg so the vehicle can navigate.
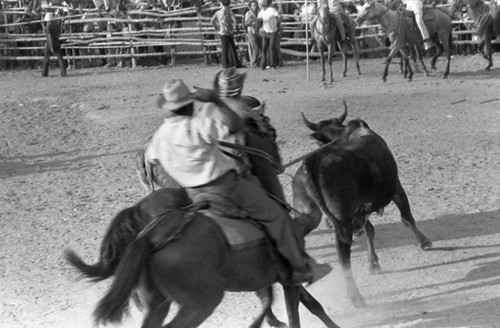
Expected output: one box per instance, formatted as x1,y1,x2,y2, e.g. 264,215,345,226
318,46,327,82
483,35,493,70
163,291,223,328
348,29,361,75
255,286,286,328
298,286,341,328
393,179,432,250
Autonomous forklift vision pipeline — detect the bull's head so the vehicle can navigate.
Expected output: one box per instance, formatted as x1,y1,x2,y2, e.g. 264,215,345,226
301,100,348,144
301,100,371,144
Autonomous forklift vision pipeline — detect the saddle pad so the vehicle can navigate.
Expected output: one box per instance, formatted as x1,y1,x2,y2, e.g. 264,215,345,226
201,210,266,251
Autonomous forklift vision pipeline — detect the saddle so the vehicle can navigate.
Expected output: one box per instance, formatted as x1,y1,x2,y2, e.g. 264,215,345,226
401,7,436,23
143,202,267,253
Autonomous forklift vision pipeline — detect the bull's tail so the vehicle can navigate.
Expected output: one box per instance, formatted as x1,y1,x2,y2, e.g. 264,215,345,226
94,236,151,325
64,206,141,282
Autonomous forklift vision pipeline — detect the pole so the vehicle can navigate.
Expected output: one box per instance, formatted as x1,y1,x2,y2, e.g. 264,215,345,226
305,0,310,81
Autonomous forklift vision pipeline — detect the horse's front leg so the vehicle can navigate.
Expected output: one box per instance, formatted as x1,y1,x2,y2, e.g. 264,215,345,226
283,285,301,328
298,286,341,328
335,222,367,308
255,286,286,328
318,45,326,82
483,35,493,70
414,44,429,76
383,44,401,82
337,41,347,77
327,44,334,83
399,47,413,81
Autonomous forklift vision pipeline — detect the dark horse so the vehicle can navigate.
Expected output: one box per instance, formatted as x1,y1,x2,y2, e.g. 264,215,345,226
449,0,500,70
65,188,341,328
357,0,452,82
311,5,361,83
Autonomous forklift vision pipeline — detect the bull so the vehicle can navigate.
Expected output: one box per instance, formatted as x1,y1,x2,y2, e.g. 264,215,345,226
292,101,432,308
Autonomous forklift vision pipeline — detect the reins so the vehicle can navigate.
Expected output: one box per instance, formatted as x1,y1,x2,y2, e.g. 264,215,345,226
282,139,338,169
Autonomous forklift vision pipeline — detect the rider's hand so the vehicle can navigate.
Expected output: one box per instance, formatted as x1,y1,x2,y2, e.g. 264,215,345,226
190,87,215,102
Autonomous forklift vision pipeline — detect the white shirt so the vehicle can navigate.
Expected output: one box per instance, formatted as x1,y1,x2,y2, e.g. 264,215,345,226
258,7,279,33
147,116,237,187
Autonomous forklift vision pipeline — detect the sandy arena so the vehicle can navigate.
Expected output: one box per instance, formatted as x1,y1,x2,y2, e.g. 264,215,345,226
1,54,499,328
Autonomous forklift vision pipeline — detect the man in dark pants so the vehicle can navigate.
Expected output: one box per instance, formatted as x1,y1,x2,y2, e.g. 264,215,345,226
42,13,66,77
210,0,243,69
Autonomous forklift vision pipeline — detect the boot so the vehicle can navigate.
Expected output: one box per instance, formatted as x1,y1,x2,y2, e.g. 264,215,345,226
290,258,332,286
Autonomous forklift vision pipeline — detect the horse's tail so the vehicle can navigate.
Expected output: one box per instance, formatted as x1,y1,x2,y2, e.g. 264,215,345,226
64,206,141,281
93,236,151,325
493,5,500,36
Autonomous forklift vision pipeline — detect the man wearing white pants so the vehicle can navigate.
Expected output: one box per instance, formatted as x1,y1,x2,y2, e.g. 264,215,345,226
403,0,433,50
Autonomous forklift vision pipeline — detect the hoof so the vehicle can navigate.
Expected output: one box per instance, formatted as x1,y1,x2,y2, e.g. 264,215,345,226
420,239,432,250
382,77,387,83
442,74,448,80
267,319,287,328
368,262,382,275
485,66,492,71
352,297,368,308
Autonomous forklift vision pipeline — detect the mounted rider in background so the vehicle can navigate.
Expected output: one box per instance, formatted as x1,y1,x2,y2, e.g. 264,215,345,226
401,0,434,50
315,0,347,40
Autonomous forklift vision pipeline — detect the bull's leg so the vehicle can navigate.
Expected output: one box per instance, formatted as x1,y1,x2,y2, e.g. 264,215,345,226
363,219,381,274
299,286,341,328
393,179,432,250
335,223,367,308
255,286,286,328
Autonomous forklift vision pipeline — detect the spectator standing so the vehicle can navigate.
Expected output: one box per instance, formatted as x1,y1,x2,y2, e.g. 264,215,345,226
257,0,280,69
244,0,261,67
211,0,244,68
42,13,66,77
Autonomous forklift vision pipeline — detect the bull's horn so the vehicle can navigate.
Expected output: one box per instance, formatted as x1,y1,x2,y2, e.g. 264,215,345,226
301,112,319,131
338,100,348,122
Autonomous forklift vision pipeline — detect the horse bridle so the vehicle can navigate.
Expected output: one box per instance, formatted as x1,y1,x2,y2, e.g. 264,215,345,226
316,11,333,35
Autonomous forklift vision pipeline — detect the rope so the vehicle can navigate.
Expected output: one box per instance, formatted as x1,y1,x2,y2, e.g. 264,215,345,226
282,139,338,169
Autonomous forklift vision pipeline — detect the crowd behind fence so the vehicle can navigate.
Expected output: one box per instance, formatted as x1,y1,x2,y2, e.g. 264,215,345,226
1,0,498,69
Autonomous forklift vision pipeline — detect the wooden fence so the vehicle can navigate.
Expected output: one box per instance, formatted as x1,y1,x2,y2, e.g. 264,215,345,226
0,1,498,68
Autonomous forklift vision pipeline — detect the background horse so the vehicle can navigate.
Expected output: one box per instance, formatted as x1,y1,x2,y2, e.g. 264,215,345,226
357,0,452,82
311,4,348,83
449,0,500,70
65,188,341,328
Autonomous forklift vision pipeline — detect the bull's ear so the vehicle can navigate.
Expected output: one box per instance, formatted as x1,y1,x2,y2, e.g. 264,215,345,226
311,131,325,142
301,112,319,131
337,100,348,123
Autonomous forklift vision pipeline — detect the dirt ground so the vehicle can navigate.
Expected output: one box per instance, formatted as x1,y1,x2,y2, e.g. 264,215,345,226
1,54,499,328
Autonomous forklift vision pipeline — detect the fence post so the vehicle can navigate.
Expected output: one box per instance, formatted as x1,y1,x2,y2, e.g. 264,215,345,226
128,16,136,68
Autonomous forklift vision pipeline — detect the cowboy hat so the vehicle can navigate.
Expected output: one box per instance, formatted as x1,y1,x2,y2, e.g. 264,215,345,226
213,68,246,98
157,79,194,111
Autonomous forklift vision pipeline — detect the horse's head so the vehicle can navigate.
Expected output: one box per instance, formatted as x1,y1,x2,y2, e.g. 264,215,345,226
448,0,465,16
317,5,330,20
356,1,375,26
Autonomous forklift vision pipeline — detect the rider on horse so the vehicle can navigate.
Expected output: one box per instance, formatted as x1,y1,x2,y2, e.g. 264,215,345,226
317,0,347,40
401,0,434,50
146,78,332,286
